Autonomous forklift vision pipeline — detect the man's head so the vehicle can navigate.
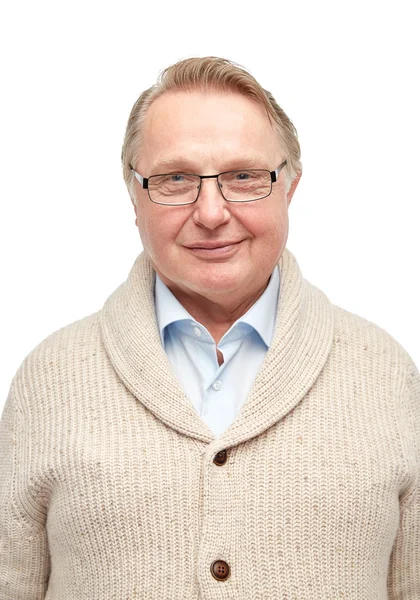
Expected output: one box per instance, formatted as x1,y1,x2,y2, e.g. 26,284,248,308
121,57,302,307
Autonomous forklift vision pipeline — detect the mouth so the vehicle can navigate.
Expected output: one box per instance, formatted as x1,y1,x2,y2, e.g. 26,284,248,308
184,240,245,258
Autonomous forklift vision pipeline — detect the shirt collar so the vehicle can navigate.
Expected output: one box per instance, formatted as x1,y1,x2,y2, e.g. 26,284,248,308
239,265,280,347
154,265,280,348
154,275,192,344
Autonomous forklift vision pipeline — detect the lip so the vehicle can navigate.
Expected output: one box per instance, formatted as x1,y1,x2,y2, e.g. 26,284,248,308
185,240,244,249
184,239,245,258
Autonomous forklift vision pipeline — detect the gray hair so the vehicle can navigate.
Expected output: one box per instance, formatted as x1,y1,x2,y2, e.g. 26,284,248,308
121,56,302,198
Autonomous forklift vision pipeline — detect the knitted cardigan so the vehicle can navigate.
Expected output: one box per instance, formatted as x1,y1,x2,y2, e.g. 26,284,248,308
0,247,419,599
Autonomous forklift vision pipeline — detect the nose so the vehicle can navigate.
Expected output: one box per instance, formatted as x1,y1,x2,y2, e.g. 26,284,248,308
191,177,231,230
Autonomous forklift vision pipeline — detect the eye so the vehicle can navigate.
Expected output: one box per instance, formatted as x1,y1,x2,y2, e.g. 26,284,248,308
169,174,185,182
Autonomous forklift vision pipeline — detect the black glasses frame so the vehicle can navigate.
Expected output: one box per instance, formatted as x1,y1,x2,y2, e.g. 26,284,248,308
129,160,287,205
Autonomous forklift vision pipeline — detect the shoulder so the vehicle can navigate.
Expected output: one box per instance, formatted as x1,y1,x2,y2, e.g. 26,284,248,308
329,299,417,380
10,310,103,399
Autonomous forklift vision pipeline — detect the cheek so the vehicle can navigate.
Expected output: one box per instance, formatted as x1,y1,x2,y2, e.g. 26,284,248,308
240,204,288,240
247,207,289,264
136,205,187,255
135,204,158,252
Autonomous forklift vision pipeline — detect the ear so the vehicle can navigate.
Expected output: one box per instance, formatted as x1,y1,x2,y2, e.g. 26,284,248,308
287,169,302,206
131,195,139,227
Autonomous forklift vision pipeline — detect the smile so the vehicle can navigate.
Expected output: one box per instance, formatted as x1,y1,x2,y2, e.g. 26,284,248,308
184,240,244,258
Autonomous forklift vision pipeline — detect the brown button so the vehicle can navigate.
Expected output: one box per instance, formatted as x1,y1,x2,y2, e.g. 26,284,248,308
211,560,230,581
213,449,228,466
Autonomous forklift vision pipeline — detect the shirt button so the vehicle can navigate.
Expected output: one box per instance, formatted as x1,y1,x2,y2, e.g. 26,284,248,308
213,449,228,465
210,560,230,581
212,380,222,391
193,326,202,337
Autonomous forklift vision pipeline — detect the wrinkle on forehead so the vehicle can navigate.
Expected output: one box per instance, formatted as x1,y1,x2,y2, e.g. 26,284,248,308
140,90,280,174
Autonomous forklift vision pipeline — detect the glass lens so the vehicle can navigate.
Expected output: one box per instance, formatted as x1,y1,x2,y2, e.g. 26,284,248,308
219,169,271,201
148,173,200,204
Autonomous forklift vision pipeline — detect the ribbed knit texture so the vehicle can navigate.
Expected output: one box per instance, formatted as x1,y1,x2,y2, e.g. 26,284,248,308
0,247,419,599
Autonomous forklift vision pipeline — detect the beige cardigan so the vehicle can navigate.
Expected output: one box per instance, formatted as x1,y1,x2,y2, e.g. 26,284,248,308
0,247,419,599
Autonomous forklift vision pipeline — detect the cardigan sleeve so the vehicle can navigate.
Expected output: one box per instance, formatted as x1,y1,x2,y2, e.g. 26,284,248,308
0,382,50,600
387,358,420,599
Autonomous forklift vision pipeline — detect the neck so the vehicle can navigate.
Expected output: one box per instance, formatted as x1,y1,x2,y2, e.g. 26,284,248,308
163,278,271,346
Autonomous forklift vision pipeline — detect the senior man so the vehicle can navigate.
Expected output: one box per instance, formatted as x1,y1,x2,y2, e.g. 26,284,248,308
0,56,419,599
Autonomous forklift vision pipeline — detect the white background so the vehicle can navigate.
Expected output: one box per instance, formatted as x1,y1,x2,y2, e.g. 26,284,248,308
1,0,419,407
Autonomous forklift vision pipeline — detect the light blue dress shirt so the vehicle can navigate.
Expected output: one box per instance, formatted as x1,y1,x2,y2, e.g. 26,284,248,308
154,266,280,437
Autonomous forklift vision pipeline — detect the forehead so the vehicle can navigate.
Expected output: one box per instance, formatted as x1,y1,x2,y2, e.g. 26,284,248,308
140,90,280,172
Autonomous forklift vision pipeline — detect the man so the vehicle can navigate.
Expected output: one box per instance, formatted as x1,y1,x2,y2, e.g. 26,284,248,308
0,56,418,599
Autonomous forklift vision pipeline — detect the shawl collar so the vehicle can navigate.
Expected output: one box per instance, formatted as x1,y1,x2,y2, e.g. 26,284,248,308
99,247,335,447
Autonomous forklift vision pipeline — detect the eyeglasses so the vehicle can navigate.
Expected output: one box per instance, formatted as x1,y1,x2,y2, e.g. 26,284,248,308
129,160,287,206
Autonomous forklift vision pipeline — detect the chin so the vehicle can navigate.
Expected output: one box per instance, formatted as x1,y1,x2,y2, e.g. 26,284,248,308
189,271,245,296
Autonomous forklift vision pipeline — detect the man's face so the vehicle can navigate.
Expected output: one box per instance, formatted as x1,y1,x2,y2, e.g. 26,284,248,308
132,90,300,302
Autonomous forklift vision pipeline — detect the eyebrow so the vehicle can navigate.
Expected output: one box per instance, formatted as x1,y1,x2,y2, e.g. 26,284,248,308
149,155,269,174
